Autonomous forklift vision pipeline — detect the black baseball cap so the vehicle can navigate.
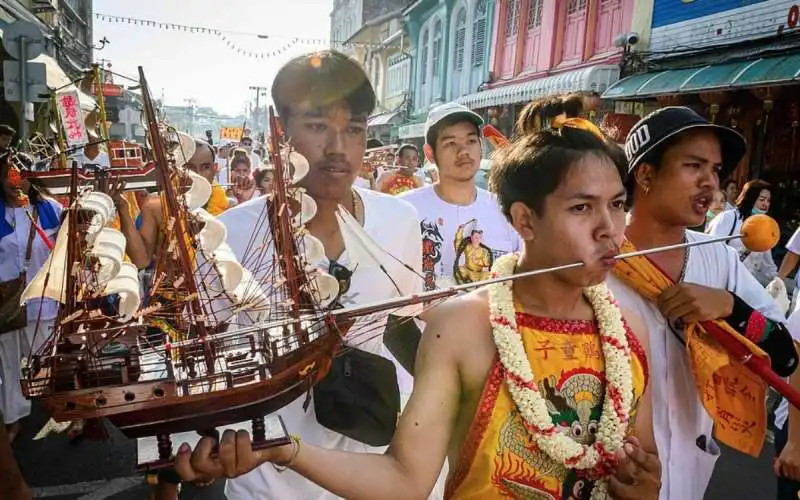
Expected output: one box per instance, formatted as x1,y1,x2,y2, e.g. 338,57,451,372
624,106,746,177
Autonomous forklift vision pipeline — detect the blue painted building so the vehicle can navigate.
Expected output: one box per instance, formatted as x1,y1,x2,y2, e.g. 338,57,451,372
399,0,496,140
651,0,770,28
648,0,784,56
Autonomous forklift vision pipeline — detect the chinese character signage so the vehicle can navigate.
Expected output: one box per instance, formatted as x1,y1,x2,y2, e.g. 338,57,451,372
219,127,243,141
56,91,88,148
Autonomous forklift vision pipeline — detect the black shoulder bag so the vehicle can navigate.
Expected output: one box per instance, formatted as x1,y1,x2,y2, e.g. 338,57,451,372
313,346,401,447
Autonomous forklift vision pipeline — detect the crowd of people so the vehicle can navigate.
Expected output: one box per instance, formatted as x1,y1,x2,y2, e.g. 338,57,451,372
1,49,800,500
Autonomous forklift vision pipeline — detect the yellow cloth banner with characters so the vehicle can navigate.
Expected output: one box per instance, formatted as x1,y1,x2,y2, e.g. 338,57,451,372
219,127,243,142
612,239,767,456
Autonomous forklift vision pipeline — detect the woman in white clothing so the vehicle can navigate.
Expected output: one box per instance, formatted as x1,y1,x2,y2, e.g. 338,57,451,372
0,155,61,441
707,179,777,286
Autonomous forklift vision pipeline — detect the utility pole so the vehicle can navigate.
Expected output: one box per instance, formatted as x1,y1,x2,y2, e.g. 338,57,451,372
249,86,268,136
184,97,197,135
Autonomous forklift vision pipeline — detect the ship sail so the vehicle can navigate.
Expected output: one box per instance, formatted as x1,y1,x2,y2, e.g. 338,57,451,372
20,191,141,321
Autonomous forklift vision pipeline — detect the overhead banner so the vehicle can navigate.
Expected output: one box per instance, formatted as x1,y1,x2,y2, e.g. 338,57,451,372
219,127,243,141
56,90,88,148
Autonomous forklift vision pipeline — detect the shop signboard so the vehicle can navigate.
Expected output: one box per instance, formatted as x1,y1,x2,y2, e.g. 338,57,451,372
398,122,425,139
650,0,790,53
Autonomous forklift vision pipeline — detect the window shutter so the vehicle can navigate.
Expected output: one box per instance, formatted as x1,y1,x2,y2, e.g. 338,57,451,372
433,21,442,78
455,11,467,71
472,18,486,66
472,0,488,67
420,32,429,84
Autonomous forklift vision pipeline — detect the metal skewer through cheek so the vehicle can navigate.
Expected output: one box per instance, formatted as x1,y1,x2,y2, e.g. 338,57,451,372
159,232,750,351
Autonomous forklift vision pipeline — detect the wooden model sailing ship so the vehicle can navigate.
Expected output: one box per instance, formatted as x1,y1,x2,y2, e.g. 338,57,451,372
17,67,440,471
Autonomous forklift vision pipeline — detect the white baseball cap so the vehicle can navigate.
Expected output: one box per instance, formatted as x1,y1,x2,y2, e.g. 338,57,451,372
424,102,484,147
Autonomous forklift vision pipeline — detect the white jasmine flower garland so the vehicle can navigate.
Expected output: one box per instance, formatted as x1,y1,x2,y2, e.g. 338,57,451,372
488,253,635,499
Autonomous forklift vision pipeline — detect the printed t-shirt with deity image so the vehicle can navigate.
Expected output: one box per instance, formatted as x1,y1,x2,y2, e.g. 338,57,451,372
399,185,522,290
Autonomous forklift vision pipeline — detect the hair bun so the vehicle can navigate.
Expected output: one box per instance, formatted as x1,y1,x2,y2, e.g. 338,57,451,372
553,117,605,141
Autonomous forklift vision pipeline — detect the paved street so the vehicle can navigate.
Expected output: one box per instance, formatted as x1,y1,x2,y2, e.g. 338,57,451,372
9,402,780,499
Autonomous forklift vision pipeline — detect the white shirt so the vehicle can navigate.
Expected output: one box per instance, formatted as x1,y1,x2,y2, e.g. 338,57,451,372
78,150,110,170
221,187,423,500
353,176,372,190
399,185,521,290
707,209,778,286
607,230,786,500
774,227,800,431
0,200,62,322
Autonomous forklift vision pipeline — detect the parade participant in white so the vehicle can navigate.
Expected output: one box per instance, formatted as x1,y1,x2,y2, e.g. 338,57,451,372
707,179,778,286
78,131,110,170
608,107,799,500
773,227,800,499
400,103,521,291
0,157,61,441
193,51,422,500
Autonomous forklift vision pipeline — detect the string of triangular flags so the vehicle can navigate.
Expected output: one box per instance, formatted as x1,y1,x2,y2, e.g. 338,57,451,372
94,12,396,59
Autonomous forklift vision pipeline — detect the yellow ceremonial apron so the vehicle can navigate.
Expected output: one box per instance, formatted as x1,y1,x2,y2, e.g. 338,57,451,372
445,309,648,500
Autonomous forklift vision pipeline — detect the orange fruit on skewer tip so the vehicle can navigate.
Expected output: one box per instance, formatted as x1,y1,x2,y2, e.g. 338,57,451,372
740,214,780,252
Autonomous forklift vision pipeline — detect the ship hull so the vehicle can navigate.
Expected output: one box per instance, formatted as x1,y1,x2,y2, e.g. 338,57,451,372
40,328,341,438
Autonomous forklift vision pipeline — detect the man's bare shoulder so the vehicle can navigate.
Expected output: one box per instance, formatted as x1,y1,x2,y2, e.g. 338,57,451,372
424,289,491,350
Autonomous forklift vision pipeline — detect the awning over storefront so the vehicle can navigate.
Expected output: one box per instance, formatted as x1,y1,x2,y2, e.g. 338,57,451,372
602,53,800,100
458,64,620,109
367,110,402,127
33,54,97,112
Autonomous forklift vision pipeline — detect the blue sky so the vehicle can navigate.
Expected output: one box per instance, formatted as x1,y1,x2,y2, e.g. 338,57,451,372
94,0,333,115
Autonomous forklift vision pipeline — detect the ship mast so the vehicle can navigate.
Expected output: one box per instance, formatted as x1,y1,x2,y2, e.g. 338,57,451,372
61,163,79,341
267,108,312,343
138,67,213,367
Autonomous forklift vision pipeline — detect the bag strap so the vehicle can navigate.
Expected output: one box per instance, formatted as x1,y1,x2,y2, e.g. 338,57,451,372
23,205,38,271
727,211,738,238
